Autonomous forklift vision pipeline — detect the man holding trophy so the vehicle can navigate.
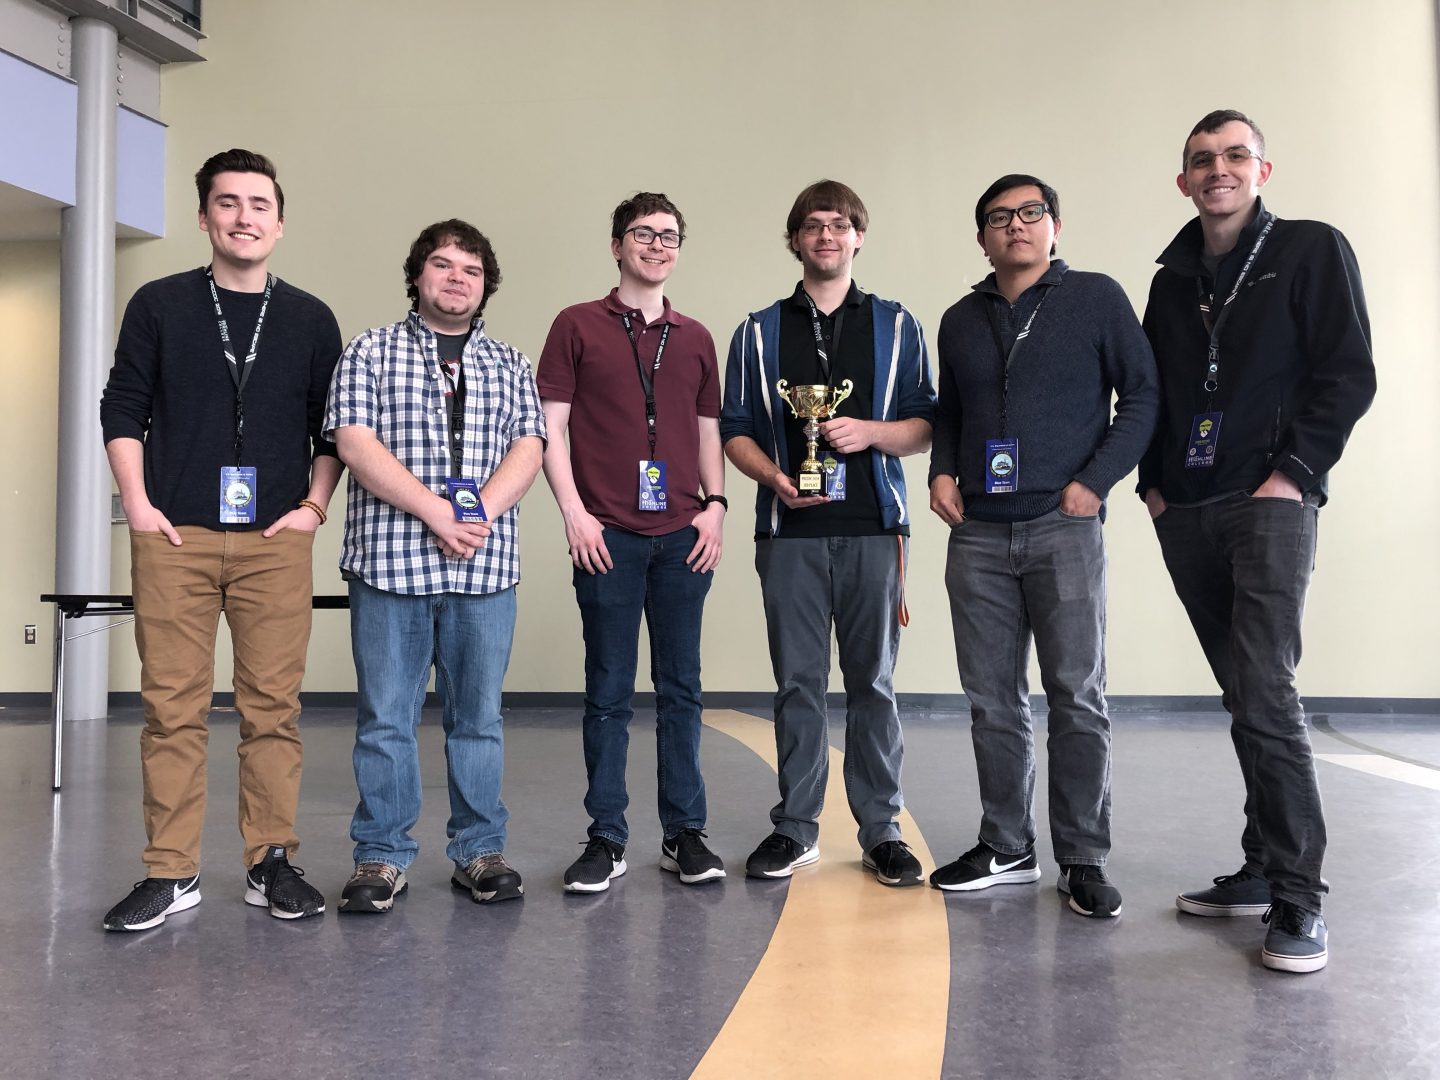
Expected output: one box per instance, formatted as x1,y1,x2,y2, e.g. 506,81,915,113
720,180,936,885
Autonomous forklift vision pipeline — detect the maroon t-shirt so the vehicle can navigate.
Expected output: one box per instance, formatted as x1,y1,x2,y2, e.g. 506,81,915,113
537,289,720,536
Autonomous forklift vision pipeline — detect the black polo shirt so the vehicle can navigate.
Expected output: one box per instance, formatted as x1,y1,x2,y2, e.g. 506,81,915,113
773,281,900,538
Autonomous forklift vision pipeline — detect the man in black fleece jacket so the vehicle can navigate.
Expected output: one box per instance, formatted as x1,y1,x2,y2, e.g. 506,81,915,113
927,174,1157,918
1141,111,1374,974
99,149,342,932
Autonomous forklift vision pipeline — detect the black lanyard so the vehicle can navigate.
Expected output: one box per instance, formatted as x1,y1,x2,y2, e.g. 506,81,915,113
436,339,469,476
801,292,846,385
1196,217,1273,397
983,286,1051,439
207,268,273,465
619,311,670,458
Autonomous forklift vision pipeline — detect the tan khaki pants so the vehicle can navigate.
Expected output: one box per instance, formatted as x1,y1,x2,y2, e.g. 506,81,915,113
130,526,315,876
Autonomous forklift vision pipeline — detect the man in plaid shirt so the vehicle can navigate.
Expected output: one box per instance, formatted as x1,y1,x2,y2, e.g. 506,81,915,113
324,219,545,913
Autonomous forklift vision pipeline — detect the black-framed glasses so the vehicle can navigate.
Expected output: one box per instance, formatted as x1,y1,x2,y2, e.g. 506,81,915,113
984,202,1050,230
1186,146,1262,171
625,226,683,248
798,219,855,236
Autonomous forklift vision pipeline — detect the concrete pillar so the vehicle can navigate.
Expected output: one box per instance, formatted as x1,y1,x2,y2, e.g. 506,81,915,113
55,16,119,722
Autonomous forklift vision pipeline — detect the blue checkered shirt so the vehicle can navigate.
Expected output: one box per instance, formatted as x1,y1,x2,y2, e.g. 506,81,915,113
324,311,546,595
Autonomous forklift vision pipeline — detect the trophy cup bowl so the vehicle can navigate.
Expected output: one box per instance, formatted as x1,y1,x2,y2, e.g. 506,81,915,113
776,378,854,493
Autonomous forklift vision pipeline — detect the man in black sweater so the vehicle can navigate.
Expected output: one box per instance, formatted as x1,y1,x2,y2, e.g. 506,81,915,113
928,174,1157,918
99,149,343,931
1141,111,1375,973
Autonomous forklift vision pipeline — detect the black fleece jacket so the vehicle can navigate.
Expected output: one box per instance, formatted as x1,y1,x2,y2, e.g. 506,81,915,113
1139,201,1375,504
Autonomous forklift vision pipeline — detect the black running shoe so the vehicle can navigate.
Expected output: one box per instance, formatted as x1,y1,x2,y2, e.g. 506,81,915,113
1058,864,1123,918
245,846,325,920
563,837,627,894
660,829,726,885
103,875,201,932
453,853,524,903
339,862,407,914
744,832,819,879
864,840,924,887
930,841,1041,892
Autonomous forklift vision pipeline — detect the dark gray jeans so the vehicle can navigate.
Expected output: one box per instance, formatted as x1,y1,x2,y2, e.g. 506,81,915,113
945,510,1112,865
1155,493,1326,913
754,535,907,852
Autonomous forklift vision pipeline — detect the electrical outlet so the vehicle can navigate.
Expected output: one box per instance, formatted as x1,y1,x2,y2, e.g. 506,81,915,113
24,625,37,645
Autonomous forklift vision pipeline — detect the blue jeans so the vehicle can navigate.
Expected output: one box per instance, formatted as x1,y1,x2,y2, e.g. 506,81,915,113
348,578,516,870
754,535,907,852
944,510,1112,865
1154,493,1326,912
573,525,711,847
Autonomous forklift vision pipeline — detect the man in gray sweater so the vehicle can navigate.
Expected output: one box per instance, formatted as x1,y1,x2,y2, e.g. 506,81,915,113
927,174,1157,917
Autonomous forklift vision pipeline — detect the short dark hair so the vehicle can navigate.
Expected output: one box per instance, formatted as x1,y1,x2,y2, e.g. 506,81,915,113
784,179,869,262
974,174,1060,256
1184,109,1266,166
195,148,284,219
611,192,686,242
403,219,502,314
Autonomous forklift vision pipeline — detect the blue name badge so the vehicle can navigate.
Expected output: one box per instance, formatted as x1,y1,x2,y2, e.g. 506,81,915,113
446,478,487,522
984,438,1019,494
822,452,847,502
1185,411,1223,469
219,466,257,524
638,459,668,512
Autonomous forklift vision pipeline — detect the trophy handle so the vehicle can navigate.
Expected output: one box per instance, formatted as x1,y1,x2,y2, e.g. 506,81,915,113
829,378,854,413
776,379,799,418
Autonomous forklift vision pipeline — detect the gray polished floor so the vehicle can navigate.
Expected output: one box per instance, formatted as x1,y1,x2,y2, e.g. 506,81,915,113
2,703,1437,1080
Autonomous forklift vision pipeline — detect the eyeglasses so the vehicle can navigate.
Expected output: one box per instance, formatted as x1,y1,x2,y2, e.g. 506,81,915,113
625,226,683,249
984,202,1050,230
1185,146,1262,171
798,219,855,237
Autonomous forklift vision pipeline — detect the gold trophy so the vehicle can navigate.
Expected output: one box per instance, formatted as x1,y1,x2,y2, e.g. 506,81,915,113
776,378,854,493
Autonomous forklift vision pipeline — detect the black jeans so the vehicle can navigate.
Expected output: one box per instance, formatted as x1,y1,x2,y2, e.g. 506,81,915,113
1155,493,1326,912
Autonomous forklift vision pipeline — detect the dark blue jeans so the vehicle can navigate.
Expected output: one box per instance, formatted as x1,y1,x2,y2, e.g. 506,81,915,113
1155,493,1326,912
573,525,711,848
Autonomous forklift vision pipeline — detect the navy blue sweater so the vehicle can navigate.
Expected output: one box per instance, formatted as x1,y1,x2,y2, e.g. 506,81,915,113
929,261,1158,522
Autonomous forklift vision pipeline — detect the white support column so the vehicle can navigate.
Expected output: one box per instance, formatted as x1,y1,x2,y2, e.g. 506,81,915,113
55,16,118,722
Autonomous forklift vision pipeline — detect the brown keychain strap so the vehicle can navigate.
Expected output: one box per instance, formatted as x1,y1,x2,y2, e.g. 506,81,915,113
896,535,910,628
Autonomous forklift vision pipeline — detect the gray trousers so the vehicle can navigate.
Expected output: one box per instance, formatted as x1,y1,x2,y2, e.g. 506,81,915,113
944,510,1112,865
755,535,907,852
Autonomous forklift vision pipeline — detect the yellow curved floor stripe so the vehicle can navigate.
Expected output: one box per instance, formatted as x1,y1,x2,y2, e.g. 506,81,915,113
693,709,950,1079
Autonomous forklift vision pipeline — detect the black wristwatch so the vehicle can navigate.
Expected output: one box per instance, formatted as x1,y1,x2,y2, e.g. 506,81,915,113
701,494,728,511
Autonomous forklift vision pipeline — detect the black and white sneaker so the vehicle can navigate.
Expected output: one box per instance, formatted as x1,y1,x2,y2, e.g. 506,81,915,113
1176,868,1271,917
563,837,627,894
245,846,325,920
744,832,819,879
453,853,524,903
339,862,407,913
103,875,201,932
1261,900,1328,973
863,840,924,887
930,841,1041,892
1058,864,1122,918
660,829,726,885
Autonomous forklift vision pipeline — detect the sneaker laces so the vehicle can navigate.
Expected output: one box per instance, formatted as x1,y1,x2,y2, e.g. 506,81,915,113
354,861,399,886
1213,868,1257,888
465,853,512,877
1262,900,1309,935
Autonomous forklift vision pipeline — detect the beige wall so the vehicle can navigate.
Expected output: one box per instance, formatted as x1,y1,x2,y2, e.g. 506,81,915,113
3,0,1436,697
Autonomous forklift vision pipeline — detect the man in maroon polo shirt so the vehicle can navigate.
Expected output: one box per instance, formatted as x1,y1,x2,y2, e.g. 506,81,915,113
538,192,728,893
